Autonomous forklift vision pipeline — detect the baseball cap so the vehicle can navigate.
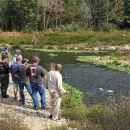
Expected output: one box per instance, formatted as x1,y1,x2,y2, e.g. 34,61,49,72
22,58,29,64
6,44,9,47
33,56,41,62
2,55,8,59
16,49,21,53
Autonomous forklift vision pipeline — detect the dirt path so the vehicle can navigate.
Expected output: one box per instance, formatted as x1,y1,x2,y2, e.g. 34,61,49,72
0,74,68,130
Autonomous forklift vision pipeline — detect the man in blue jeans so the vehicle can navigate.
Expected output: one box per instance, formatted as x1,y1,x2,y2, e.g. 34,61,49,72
14,58,32,104
26,56,47,110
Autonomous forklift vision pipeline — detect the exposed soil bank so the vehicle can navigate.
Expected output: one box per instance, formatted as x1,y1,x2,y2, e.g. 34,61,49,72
22,45,130,53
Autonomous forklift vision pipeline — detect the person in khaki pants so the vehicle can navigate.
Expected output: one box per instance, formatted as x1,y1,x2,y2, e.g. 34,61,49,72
46,64,69,120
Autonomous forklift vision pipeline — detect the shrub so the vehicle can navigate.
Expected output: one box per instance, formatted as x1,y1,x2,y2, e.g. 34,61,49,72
61,95,87,124
95,22,118,32
88,101,130,130
59,24,82,32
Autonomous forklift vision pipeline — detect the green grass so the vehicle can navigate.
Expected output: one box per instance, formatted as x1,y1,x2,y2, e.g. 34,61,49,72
25,48,86,53
61,94,130,130
63,82,83,103
49,125,68,130
25,47,107,53
1,30,130,47
76,53,130,73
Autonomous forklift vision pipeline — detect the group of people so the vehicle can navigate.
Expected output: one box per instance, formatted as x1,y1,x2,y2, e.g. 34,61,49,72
0,44,69,121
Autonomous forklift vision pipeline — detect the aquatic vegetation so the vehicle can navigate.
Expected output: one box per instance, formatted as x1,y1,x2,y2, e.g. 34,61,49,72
25,47,87,53
76,54,130,73
48,53,58,56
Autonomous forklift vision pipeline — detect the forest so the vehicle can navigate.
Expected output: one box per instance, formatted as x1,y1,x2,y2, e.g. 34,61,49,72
0,0,129,32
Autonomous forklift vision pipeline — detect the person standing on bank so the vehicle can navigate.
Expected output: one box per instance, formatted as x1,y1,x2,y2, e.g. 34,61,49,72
46,64,69,120
32,35,36,46
12,49,22,63
0,55,10,98
14,58,32,104
2,44,10,56
26,56,47,110
10,56,22,100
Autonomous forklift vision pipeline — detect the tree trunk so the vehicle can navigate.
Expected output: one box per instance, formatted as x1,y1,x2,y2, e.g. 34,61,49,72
56,11,58,29
60,11,62,27
43,12,46,30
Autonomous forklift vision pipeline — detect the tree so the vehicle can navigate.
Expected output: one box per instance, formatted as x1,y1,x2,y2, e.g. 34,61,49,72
1,0,39,31
86,0,124,26
124,0,130,27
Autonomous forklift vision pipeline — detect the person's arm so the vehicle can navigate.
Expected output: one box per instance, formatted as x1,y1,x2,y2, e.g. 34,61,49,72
2,48,5,54
41,68,46,80
4,63,10,73
45,76,48,89
14,68,20,78
14,74,20,78
56,75,67,95
8,48,10,55
20,55,22,60
43,75,46,80
26,67,30,76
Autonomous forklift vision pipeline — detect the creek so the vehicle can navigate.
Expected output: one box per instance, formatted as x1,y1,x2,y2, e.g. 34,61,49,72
12,49,130,105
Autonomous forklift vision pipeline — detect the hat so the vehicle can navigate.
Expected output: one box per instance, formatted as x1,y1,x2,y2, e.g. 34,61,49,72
5,44,9,47
33,56,40,62
2,55,8,59
22,58,29,64
16,49,21,53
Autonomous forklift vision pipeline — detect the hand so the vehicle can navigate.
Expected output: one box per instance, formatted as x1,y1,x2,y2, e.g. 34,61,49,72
53,91,57,94
66,91,69,94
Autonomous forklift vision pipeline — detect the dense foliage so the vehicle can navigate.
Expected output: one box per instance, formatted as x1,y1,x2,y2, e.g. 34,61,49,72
0,0,129,32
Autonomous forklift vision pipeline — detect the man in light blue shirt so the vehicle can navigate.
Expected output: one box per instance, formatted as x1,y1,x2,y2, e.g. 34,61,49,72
12,49,22,63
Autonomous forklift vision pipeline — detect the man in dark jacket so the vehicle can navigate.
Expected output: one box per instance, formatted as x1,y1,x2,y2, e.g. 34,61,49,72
0,55,9,98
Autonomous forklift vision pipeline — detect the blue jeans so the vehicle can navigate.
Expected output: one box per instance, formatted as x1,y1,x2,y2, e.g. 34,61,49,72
31,83,46,109
19,82,32,104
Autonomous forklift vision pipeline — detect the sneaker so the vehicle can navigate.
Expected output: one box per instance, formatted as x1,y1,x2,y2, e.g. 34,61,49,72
19,99,22,102
41,107,49,110
58,116,61,120
49,115,52,119
52,116,61,121
33,107,40,110
2,95,9,98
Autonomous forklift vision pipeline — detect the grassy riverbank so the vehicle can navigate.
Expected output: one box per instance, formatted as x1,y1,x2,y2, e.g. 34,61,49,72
61,90,130,130
0,31,130,48
77,51,130,73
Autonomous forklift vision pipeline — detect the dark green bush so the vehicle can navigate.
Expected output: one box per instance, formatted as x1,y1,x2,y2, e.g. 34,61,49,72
95,23,118,32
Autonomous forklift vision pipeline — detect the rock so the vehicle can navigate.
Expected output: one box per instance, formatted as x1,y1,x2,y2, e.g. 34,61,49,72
48,53,58,56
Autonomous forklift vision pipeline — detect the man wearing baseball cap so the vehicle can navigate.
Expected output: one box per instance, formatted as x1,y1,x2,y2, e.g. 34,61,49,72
12,49,22,63
26,56,47,110
0,55,10,98
14,58,32,104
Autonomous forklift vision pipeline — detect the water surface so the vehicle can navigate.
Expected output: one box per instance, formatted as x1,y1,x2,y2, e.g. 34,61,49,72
12,49,130,105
